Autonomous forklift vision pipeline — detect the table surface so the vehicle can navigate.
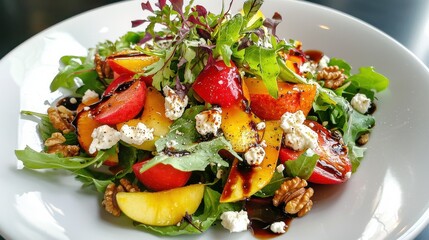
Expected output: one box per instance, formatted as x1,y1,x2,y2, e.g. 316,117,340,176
1,0,428,239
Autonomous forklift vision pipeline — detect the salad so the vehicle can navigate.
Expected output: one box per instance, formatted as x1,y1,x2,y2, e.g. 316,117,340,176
15,0,389,237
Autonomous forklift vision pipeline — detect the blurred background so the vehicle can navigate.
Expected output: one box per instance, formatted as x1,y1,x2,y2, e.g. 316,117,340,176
0,0,428,239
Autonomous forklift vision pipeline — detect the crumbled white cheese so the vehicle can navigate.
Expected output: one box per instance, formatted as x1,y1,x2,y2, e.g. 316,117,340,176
270,221,286,234
276,164,285,173
244,146,266,165
195,108,222,136
119,123,154,145
351,93,371,114
82,89,99,105
280,110,318,151
89,125,121,154
163,86,188,120
220,210,250,233
280,110,306,131
317,55,330,71
284,124,318,151
256,122,266,130
300,61,318,74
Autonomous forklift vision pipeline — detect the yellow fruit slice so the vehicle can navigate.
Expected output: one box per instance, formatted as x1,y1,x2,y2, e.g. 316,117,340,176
116,184,205,226
220,121,283,202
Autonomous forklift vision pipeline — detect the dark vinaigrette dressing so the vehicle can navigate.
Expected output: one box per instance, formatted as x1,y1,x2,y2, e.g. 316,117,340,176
304,49,324,62
245,197,293,239
221,159,294,238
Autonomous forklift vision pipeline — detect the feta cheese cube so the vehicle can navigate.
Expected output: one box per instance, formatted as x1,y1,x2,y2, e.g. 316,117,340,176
220,210,250,233
195,108,222,136
270,221,286,234
244,146,266,165
283,124,318,151
82,89,99,105
351,93,371,114
280,110,306,131
276,164,285,173
89,125,121,154
163,86,188,120
280,110,318,151
119,122,154,145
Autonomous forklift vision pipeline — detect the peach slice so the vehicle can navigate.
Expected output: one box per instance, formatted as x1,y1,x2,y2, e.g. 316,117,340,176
91,80,147,125
107,54,159,75
245,77,317,120
220,121,283,202
221,104,263,153
75,110,118,166
116,184,205,226
116,87,173,151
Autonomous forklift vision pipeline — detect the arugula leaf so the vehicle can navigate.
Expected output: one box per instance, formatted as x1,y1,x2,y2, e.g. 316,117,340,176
244,45,279,98
49,55,104,95
15,146,115,170
254,171,285,197
137,186,241,235
73,168,113,193
96,31,143,58
284,150,319,179
277,57,307,84
142,137,239,172
242,0,264,29
155,105,205,152
214,14,244,65
116,143,139,178
347,67,389,92
21,110,77,145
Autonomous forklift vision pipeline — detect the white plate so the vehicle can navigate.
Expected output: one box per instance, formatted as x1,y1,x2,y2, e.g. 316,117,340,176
2,0,429,239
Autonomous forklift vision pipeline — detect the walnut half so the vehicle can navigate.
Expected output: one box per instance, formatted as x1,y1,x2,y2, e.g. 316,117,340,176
102,179,141,217
317,65,347,89
273,177,314,217
45,132,80,157
47,107,75,134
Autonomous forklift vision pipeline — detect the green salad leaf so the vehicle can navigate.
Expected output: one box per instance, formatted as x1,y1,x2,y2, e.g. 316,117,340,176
347,66,390,92
284,150,319,179
141,137,239,173
21,110,77,145
15,146,116,170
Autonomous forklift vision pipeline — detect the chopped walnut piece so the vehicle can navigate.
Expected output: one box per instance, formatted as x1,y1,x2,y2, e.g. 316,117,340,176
317,65,347,89
102,183,123,217
119,178,140,192
357,132,370,146
102,179,141,217
47,107,75,134
44,132,66,147
273,177,314,217
46,144,80,157
44,132,80,157
94,53,113,80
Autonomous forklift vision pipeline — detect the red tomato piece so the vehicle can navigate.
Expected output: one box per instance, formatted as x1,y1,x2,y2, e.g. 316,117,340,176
132,160,192,191
192,60,243,107
279,120,352,184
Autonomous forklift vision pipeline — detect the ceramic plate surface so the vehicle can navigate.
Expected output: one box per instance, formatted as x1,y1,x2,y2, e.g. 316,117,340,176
1,0,429,239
